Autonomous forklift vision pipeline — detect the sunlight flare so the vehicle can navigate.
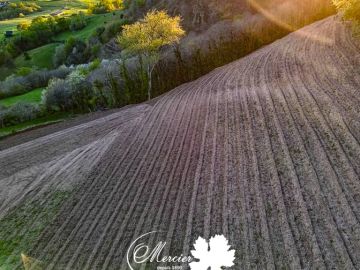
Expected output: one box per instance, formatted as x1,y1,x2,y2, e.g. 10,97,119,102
246,0,333,44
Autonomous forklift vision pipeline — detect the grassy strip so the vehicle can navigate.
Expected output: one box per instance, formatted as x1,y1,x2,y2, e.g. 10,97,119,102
0,191,71,269
0,112,72,138
14,44,58,70
0,88,43,107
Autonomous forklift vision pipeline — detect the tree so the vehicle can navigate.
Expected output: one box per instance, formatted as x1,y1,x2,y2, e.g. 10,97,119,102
333,0,360,22
118,10,185,100
88,0,123,14
69,12,87,31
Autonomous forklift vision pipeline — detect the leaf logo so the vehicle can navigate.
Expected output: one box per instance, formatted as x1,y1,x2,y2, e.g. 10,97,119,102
190,235,235,270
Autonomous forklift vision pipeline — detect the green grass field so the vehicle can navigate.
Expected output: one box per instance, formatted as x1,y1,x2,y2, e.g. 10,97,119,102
56,11,121,40
0,88,43,107
14,43,58,69
0,190,71,269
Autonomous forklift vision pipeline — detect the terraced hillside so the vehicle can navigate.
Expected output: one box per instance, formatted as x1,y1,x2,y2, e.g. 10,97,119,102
1,16,360,269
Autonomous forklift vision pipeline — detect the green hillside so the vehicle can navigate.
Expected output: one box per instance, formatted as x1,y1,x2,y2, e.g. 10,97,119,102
0,0,91,33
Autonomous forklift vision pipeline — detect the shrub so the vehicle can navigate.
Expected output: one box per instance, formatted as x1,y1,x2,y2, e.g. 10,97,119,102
17,22,30,30
0,102,42,128
42,78,72,111
16,67,32,76
27,67,70,87
88,0,124,14
0,76,28,99
333,0,360,35
69,12,88,31
53,45,67,67
23,51,31,61
87,59,135,107
43,69,96,112
93,26,106,39
53,37,90,66
65,41,89,65
90,44,101,58
0,2,41,20
0,49,12,66
0,66,71,99
102,19,128,42
136,0,145,8
333,0,360,22
89,59,101,71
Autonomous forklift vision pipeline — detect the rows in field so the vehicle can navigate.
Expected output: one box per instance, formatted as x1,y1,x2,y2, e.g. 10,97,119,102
0,104,150,178
0,104,149,223
1,16,360,269
29,66,227,269
0,103,151,268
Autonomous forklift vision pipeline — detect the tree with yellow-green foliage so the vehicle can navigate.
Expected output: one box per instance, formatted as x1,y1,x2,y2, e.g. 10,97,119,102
333,0,360,22
118,10,185,100
88,0,124,14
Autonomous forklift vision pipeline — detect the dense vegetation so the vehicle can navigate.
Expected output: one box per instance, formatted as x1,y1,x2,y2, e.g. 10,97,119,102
0,67,70,99
0,2,41,20
88,0,124,14
0,0,337,135
333,0,360,21
333,0,360,35
151,0,336,97
0,13,88,65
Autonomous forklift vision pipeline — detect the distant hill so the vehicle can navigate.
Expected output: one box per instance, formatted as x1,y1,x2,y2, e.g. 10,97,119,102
127,0,251,31
126,0,334,32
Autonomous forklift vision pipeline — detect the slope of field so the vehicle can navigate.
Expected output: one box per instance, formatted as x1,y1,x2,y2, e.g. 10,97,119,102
1,16,360,269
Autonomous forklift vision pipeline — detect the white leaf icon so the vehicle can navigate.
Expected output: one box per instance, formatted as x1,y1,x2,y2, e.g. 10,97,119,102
189,234,235,270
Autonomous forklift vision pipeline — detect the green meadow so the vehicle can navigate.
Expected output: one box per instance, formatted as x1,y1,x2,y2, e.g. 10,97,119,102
0,88,43,107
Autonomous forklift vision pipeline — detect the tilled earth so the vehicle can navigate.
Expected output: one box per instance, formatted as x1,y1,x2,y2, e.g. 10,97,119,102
1,16,360,269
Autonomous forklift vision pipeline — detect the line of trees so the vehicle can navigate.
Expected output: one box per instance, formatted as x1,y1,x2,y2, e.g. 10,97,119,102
0,2,41,20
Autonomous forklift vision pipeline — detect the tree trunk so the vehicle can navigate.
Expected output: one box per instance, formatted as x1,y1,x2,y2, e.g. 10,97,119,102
147,64,152,101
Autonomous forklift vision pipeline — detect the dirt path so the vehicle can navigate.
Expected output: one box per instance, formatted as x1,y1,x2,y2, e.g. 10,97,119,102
1,16,360,269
